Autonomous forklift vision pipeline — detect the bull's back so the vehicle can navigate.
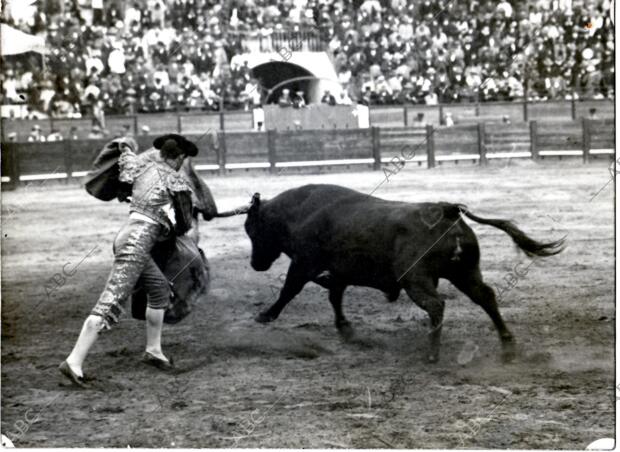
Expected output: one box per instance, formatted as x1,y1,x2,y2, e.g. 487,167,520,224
275,185,447,288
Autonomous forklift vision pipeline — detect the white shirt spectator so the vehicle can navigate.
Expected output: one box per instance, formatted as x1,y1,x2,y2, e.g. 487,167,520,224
244,82,261,106
338,91,353,105
507,75,524,97
3,77,20,102
85,56,104,75
83,83,101,100
398,22,414,41
153,70,170,88
125,4,141,27
496,1,513,18
108,48,126,74
388,75,402,93
424,92,438,105
338,69,352,85
360,0,382,15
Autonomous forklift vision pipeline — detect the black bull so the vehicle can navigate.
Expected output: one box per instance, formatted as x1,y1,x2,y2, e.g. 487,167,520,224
240,184,565,363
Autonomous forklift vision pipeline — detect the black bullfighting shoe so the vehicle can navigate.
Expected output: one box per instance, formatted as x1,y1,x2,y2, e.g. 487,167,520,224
58,361,89,388
141,351,175,370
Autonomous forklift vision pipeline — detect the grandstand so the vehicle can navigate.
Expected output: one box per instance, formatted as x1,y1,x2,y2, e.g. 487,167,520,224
1,0,614,126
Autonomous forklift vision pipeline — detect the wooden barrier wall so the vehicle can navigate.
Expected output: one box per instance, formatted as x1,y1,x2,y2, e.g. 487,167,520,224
1,119,614,189
1,99,613,140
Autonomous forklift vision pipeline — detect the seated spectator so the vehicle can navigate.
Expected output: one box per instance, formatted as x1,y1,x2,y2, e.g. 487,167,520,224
47,129,64,141
321,90,336,106
2,0,614,115
278,89,293,107
27,125,46,142
68,126,80,140
88,125,106,140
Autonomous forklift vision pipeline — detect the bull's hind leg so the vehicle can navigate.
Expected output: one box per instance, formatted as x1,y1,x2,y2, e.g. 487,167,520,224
401,275,445,363
328,284,354,340
450,268,516,361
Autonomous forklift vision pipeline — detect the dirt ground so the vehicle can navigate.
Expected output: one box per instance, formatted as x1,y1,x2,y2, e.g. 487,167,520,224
1,159,615,448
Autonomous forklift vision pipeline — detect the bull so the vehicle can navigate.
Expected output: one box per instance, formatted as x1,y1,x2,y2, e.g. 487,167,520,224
235,184,564,363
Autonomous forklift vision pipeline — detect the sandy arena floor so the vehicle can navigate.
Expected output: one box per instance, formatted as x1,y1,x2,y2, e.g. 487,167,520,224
1,159,615,448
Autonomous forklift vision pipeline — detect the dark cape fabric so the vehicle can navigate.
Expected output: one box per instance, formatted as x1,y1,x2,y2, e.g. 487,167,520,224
131,224,210,324
84,140,217,324
84,139,132,202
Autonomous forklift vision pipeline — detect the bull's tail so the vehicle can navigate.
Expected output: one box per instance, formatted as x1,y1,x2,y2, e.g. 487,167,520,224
456,204,566,258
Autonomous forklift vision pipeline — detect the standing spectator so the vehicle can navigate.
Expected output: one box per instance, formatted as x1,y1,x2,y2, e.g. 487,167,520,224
92,0,104,26
292,91,306,108
278,89,293,107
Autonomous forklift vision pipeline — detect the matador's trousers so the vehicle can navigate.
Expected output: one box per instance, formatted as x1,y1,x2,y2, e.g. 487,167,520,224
91,219,170,329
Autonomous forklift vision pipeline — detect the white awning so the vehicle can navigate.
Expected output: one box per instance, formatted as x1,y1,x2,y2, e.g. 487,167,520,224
1,24,48,56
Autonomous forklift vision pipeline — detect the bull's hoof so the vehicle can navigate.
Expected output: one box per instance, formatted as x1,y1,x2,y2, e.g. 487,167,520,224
336,321,355,341
255,311,277,323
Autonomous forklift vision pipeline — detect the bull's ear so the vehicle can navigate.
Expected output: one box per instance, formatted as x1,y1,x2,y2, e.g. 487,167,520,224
251,193,261,206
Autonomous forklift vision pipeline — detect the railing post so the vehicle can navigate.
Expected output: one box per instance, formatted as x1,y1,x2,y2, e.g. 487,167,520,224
133,115,138,135
571,96,577,120
267,129,277,174
371,126,381,170
582,117,591,163
219,111,225,131
426,124,435,169
403,106,408,127
4,143,19,190
217,131,227,175
477,122,487,165
522,99,528,122
439,105,444,125
64,139,73,184
529,120,539,161
177,114,182,133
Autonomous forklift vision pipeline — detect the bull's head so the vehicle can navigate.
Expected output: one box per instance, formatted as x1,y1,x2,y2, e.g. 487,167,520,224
244,193,282,271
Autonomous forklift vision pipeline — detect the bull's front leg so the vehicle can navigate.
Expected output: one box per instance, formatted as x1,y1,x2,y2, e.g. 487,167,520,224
255,262,312,323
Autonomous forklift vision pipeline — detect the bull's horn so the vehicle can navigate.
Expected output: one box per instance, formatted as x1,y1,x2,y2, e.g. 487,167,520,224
213,205,250,217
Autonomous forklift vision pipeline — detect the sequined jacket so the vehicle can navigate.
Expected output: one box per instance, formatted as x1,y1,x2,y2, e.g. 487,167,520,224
118,148,191,231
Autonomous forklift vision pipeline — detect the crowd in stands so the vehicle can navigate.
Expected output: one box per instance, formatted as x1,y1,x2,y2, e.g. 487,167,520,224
1,0,614,118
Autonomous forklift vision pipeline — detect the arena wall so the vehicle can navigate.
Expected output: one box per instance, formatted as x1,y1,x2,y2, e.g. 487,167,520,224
1,119,614,190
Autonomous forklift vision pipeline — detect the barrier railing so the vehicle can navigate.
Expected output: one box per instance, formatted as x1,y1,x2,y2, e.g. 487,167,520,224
1,119,614,190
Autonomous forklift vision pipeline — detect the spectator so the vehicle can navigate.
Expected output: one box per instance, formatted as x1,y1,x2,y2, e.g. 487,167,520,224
69,126,80,140
88,124,105,139
292,91,306,108
444,112,454,127
1,0,613,116
27,125,46,142
321,90,336,106
47,129,64,141
278,89,293,107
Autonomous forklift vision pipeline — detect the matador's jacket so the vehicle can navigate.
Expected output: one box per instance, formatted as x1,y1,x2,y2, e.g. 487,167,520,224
85,137,216,324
